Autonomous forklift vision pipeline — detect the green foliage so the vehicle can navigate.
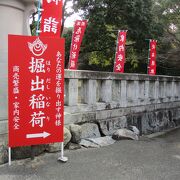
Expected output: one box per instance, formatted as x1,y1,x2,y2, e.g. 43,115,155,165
30,20,38,36
30,0,180,75
152,0,180,75
71,0,164,72
62,28,73,68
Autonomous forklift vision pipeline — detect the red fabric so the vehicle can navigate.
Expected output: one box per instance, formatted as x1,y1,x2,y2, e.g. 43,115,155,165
8,35,64,147
148,40,157,75
40,0,63,37
114,31,127,73
68,20,88,70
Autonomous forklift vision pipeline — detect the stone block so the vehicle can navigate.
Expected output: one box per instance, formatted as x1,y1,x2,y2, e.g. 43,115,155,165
69,124,82,144
112,129,139,140
81,123,101,139
80,136,116,148
64,127,72,147
99,116,127,136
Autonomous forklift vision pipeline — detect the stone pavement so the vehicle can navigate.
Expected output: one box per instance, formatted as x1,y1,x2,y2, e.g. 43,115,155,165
0,128,180,180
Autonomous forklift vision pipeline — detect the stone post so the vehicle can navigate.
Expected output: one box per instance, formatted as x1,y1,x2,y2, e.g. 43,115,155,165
66,79,78,106
144,80,150,104
101,80,112,103
120,80,127,107
84,80,97,105
0,0,36,134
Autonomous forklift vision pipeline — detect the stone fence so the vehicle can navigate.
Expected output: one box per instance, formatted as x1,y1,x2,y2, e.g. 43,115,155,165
64,70,180,135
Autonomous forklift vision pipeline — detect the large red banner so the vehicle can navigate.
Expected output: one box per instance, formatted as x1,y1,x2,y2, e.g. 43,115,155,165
40,0,63,37
114,31,127,73
68,20,87,70
148,40,157,75
8,35,64,147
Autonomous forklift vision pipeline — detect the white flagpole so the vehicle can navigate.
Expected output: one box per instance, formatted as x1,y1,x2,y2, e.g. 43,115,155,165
58,95,68,162
8,147,11,166
58,142,68,162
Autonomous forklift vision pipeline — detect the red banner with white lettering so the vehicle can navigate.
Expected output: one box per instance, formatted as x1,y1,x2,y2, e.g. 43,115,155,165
148,40,157,75
40,0,63,37
114,31,127,73
8,35,64,147
68,20,87,70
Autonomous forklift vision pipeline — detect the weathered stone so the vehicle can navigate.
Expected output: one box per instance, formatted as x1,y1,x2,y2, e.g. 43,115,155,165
129,126,140,135
0,145,8,165
99,117,127,136
80,136,116,148
81,123,101,139
112,129,139,140
46,127,72,152
68,143,81,150
64,127,72,147
11,145,46,160
69,124,82,143
80,139,100,148
46,143,61,153
87,136,116,147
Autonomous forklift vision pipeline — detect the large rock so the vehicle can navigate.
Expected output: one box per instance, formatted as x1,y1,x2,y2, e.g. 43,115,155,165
0,145,8,165
81,123,101,139
69,124,82,144
80,136,116,148
80,139,100,148
64,127,72,147
46,143,61,152
68,142,81,150
112,128,139,140
11,145,46,160
46,127,72,152
99,117,127,136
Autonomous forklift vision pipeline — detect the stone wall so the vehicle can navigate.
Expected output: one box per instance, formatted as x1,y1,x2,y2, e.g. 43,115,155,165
64,70,180,135
1,66,180,164
1,69,180,135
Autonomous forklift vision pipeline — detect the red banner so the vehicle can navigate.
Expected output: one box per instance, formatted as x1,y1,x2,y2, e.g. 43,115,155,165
40,0,63,37
68,20,87,70
114,31,127,73
148,40,157,75
8,35,64,147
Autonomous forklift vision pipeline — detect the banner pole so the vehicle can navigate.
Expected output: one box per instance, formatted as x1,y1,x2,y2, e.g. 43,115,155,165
61,142,64,157
8,147,11,166
68,27,74,69
36,0,41,36
58,95,68,163
113,30,120,72
58,142,68,162
146,39,151,74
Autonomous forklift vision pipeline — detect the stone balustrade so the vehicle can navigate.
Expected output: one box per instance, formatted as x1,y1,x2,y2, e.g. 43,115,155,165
64,70,180,111
64,70,180,135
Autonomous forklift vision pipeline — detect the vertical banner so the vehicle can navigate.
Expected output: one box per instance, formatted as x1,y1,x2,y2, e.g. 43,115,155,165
148,40,157,75
114,31,127,73
68,20,88,70
40,0,63,37
8,35,64,147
